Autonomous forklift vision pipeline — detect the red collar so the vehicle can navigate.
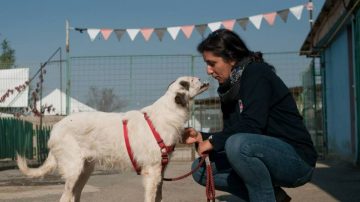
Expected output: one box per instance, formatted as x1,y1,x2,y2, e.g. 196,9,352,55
122,113,175,175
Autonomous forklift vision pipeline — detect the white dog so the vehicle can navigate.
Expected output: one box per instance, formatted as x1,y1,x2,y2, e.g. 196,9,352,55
17,76,209,202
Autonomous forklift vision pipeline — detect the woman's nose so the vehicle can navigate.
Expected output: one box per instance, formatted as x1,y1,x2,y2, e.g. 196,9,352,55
206,66,213,75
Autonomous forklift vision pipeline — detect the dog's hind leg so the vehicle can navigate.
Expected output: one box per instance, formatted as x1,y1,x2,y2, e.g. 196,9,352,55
59,164,83,202
73,160,95,202
56,146,86,202
142,164,163,202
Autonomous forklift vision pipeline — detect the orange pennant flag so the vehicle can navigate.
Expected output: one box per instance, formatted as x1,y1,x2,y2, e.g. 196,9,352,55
140,28,154,41
101,29,113,40
181,25,194,39
222,19,236,30
263,12,277,26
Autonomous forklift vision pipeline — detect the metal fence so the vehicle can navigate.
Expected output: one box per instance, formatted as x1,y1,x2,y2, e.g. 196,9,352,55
302,58,324,158
1,52,323,160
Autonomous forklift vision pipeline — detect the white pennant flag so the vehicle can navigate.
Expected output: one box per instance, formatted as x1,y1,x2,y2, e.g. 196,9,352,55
290,5,304,20
167,26,181,40
126,29,140,41
127,29,140,41
249,15,263,30
87,29,100,41
208,21,222,32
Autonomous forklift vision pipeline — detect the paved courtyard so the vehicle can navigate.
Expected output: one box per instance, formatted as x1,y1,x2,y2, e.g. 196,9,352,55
0,159,359,202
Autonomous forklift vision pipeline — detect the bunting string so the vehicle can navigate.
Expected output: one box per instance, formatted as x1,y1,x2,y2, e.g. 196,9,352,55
72,3,313,42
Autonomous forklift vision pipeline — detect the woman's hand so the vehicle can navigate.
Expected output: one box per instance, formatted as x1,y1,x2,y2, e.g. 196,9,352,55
183,127,203,144
183,127,213,156
197,140,213,156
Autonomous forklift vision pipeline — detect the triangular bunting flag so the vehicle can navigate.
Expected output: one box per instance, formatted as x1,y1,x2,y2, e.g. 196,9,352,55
127,29,140,41
114,29,125,41
87,29,100,41
140,28,154,41
278,9,290,23
154,28,166,41
222,19,236,30
100,29,113,40
263,12,277,26
237,18,249,30
195,24,207,38
249,14,263,29
181,25,194,39
76,3,307,42
208,21,222,32
167,26,181,40
290,5,304,20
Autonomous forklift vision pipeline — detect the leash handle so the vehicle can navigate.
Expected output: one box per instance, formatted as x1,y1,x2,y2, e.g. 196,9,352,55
205,156,216,202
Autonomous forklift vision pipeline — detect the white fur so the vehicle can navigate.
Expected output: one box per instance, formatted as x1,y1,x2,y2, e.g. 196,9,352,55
17,76,209,202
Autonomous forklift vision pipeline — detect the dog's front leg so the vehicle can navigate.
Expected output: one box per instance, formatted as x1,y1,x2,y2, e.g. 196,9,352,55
142,164,163,202
155,172,164,202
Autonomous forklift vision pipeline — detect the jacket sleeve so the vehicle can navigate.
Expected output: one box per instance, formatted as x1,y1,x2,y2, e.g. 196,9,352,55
201,66,273,151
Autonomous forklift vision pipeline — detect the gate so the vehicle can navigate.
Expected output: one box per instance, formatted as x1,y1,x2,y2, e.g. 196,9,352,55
0,118,51,163
0,118,33,159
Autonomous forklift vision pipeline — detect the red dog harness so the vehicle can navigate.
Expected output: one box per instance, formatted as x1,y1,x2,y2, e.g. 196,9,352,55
122,113,175,175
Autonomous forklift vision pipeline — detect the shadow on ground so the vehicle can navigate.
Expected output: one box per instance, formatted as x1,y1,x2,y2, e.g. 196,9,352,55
310,159,360,202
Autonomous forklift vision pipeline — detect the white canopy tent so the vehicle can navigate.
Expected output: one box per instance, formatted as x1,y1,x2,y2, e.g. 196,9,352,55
38,88,96,115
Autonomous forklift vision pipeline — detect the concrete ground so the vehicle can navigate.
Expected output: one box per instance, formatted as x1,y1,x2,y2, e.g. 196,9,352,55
0,158,359,202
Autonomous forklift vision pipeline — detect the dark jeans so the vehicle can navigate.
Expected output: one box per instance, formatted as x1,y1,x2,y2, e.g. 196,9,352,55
191,133,314,202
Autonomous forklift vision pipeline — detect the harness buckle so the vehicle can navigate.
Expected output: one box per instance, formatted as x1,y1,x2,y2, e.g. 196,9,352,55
161,154,169,165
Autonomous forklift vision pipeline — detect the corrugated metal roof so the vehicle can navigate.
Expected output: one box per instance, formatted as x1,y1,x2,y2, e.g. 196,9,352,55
300,0,359,56
0,68,29,107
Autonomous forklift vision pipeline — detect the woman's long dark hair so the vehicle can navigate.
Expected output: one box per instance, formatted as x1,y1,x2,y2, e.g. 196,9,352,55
197,29,264,65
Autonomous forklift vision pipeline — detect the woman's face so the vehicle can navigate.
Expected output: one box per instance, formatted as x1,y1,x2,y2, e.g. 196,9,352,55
202,51,235,84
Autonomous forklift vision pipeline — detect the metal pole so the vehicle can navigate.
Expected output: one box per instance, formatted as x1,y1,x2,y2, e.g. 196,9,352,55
39,63,43,129
308,0,314,28
65,20,71,115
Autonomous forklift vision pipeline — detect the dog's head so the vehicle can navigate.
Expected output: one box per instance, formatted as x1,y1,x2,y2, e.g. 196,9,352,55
167,76,209,108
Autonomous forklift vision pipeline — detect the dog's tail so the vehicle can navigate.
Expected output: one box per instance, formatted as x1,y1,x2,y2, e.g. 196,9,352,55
17,151,57,178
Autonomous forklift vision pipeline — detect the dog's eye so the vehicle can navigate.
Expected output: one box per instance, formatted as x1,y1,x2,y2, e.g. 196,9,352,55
179,81,190,91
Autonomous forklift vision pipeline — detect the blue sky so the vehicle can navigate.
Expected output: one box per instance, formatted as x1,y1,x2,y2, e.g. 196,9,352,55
0,0,325,65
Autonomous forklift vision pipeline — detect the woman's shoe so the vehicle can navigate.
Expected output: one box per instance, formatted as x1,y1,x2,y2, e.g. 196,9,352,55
275,187,291,202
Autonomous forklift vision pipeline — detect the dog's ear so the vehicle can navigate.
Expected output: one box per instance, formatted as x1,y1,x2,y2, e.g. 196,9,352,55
167,80,176,89
179,80,190,91
175,92,188,107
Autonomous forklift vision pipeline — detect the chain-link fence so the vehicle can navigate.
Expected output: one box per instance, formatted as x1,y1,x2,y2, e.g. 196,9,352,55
302,58,324,158
1,52,324,158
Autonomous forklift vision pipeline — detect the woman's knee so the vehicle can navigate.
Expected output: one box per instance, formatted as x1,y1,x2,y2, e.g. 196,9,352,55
225,134,252,158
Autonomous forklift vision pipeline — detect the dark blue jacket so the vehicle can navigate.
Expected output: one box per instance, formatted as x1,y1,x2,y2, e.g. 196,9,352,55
201,62,318,167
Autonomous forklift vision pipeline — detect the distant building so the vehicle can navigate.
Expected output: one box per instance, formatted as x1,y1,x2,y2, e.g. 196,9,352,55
0,68,29,108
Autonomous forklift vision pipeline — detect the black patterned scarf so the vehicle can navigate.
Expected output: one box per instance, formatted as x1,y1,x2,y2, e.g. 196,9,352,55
217,56,253,103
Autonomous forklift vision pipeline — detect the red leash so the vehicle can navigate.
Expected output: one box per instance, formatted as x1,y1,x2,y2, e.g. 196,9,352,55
205,157,216,202
163,156,206,181
163,155,216,202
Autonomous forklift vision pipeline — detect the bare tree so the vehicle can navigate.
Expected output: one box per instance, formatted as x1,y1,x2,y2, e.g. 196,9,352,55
86,86,127,112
